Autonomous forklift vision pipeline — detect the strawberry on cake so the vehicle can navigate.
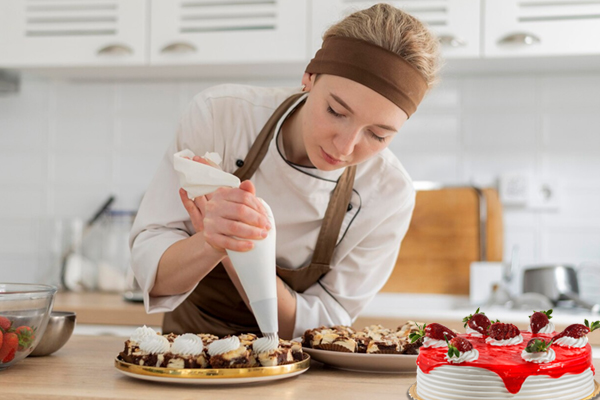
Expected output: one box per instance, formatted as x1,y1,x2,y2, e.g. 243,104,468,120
529,309,555,334
409,323,456,349
414,312,599,400
462,308,493,337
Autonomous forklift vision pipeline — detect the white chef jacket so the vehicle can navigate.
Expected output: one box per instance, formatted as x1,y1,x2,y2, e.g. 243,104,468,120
130,84,415,338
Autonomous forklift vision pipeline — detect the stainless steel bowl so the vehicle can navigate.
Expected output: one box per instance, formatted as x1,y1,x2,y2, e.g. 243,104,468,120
522,264,600,311
29,311,76,357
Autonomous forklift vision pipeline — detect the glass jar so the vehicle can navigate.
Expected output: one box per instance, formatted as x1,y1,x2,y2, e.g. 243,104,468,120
97,210,136,293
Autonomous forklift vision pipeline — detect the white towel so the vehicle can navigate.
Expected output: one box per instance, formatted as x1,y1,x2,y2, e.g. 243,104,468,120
173,149,241,200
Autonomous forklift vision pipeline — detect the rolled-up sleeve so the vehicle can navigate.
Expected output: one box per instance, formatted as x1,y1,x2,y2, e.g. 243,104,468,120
292,187,415,338
129,95,216,314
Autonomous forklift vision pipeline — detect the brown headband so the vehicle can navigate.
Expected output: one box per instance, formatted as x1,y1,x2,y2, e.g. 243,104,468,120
305,36,428,117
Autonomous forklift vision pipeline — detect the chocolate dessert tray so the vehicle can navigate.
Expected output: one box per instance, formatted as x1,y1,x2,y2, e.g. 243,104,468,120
114,354,310,385
302,347,417,373
406,380,600,400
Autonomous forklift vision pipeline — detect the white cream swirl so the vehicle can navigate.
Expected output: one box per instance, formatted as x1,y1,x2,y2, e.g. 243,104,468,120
446,349,479,364
521,348,556,363
207,336,240,356
465,326,483,337
529,321,555,334
485,334,523,346
554,335,588,348
253,336,279,354
423,337,447,348
139,334,170,354
171,334,203,356
129,325,157,344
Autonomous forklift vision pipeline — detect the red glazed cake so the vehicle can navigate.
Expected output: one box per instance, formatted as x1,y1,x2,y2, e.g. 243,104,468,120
414,314,598,400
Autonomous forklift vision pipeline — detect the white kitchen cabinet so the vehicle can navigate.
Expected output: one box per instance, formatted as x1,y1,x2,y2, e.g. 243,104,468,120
150,0,308,65
0,0,147,67
484,0,600,57
310,0,481,59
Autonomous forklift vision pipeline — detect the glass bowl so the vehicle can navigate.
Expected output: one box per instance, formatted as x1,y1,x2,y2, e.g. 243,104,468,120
0,283,57,371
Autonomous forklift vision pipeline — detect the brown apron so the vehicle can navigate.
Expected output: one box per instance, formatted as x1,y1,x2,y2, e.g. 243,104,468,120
163,93,357,336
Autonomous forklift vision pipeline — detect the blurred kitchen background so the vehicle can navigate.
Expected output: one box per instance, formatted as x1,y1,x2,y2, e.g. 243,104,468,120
0,0,599,326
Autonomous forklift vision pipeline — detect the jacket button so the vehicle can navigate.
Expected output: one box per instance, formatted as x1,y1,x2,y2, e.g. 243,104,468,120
236,159,244,167
347,203,353,212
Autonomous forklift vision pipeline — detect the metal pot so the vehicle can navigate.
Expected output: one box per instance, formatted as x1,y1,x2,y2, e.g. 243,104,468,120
522,264,599,311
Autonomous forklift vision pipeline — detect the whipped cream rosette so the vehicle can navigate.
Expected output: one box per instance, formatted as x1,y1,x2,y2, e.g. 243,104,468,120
129,325,157,345
139,335,171,355
171,333,204,356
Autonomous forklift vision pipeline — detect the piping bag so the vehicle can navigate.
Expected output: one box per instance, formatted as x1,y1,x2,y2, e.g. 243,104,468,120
173,149,279,339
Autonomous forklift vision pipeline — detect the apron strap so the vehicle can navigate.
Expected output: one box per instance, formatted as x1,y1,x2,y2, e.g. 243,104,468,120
234,93,306,181
309,165,356,267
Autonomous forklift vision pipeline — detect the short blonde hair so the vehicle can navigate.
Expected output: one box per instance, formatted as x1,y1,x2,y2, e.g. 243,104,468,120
323,3,441,88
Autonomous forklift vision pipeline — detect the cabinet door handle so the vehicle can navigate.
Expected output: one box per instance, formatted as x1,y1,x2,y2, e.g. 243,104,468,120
498,33,541,46
97,44,134,56
160,42,197,54
438,35,466,48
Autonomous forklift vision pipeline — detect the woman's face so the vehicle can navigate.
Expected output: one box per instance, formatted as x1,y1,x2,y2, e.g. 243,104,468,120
299,73,408,171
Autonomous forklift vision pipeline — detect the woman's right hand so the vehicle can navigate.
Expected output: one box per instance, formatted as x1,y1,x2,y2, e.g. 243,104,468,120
202,179,271,253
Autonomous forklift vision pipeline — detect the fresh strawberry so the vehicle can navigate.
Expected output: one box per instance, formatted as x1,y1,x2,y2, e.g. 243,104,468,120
0,316,11,332
524,338,553,353
452,337,473,352
553,320,600,340
2,348,16,363
488,322,521,341
462,308,492,335
529,309,553,334
0,332,18,363
410,322,456,343
15,326,35,351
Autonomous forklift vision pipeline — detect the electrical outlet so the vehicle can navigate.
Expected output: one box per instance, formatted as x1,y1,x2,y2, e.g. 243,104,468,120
529,178,560,210
499,173,530,206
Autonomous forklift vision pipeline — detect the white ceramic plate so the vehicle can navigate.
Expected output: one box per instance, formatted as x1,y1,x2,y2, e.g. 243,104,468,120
302,347,417,373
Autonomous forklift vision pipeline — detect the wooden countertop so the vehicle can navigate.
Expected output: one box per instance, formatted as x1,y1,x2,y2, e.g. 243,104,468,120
53,292,163,326
3,335,419,399
53,292,600,347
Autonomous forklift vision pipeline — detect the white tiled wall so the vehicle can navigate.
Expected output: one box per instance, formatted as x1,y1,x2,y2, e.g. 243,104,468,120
1,72,599,285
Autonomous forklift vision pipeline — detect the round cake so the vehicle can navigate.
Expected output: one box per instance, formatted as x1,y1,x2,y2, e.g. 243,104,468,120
417,332,594,399
414,313,598,400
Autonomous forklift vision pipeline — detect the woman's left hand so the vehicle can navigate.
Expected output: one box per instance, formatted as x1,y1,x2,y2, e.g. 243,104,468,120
178,156,214,233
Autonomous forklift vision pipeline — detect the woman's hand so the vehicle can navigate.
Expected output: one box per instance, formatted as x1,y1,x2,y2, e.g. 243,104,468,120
203,180,271,253
179,156,214,233
178,155,271,253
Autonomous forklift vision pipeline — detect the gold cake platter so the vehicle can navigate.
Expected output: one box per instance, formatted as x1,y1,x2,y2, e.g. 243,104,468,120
115,353,310,385
406,380,600,400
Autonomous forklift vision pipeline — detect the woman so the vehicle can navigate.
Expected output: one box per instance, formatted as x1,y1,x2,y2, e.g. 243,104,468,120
130,4,440,339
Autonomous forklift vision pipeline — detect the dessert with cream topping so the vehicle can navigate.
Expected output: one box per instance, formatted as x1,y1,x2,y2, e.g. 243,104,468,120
207,336,255,368
415,313,599,400
119,330,304,369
